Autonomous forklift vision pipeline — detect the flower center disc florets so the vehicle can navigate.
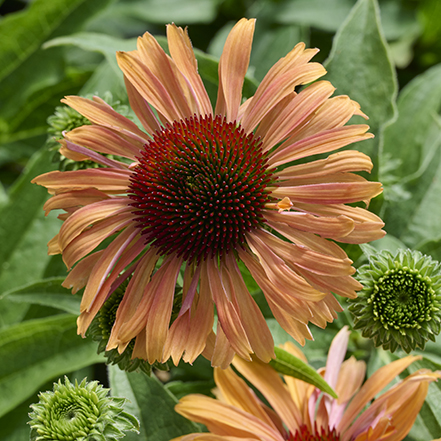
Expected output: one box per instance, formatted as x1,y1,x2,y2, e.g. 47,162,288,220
129,114,273,262
288,425,340,441
372,268,435,330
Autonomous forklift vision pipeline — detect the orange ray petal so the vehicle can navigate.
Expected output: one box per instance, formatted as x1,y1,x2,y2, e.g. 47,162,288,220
257,81,335,152
167,24,212,116
32,168,132,195
270,181,383,205
211,323,236,369
268,125,373,167
215,18,255,122
62,96,149,143
65,124,144,160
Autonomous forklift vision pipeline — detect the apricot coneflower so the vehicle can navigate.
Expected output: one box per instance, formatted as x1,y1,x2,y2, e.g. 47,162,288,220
175,327,441,441
33,19,384,367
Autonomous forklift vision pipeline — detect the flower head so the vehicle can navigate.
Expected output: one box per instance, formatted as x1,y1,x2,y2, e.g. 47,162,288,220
175,327,441,441
349,249,441,352
28,377,139,441
32,19,384,367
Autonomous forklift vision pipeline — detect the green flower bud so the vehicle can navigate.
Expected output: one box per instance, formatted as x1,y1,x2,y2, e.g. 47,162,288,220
28,377,139,441
349,249,441,352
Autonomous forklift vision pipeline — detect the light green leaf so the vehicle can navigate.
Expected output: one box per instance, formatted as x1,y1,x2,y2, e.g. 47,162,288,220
270,347,337,398
380,64,441,248
108,367,200,441
274,0,355,32
108,0,219,24
1,278,80,315
324,0,397,169
0,314,103,418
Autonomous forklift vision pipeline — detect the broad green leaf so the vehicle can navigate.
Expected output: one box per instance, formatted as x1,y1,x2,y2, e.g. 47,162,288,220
274,0,355,32
270,347,338,398
165,380,215,400
1,278,80,315
108,0,219,25
108,367,200,441
0,0,114,140
324,0,397,169
0,314,103,418
380,64,441,247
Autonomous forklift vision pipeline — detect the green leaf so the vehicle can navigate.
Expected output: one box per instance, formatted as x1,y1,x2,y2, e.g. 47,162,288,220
0,314,103,418
270,347,338,398
274,0,355,32
324,0,397,170
1,278,80,315
108,0,219,25
165,380,215,400
108,367,200,441
380,64,441,247
0,0,114,140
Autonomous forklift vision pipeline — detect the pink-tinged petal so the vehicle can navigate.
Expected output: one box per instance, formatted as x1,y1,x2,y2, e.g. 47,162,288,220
62,212,133,269
167,24,212,116
107,248,160,349
65,124,144,160
131,327,148,360
264,211,355,239
307,294,342,328
214,367,280,430
276,150,373,180
324,327,350,390
62,96,150,143
338,355,422,433
176,394,283,441
42,188,110,216
77,225,141,335
245,232,327,302
257,81,335,152
252,228,355,278
241,45,325,133
215,18,255,122
58,198,130,253
223,253,275,362
58,144,90,162
270,181,383,205
32,168,132,195
205,258,253,360
62,250,105,294
335,357,366,404
211,324,236,369
233,356,302,434
124,75,161,135
135,32,197,118
268,125,373,168
164,309,192,365
64,140,128,170
283,95,365,146
117,50,182,123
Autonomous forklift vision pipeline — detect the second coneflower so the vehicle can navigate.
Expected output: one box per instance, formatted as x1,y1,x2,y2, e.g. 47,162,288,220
33,18,384,367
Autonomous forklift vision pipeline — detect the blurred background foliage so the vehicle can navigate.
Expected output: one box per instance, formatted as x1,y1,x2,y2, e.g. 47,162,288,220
1,0,441,440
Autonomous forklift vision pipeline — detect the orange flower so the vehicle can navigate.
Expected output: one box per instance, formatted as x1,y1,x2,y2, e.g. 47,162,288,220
175,327,441,441
33,19,384,367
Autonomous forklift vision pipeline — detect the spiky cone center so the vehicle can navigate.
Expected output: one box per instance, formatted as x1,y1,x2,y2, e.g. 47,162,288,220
288,425,340,441
129,114,274,263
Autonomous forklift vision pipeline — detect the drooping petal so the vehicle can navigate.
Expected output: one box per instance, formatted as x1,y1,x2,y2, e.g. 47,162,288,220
215,18,255,122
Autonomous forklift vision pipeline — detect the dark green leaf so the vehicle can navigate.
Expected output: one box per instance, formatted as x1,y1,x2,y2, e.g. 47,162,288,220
108,367,200,441
0,314,103,418
1,278,80,315
270,347,337,398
